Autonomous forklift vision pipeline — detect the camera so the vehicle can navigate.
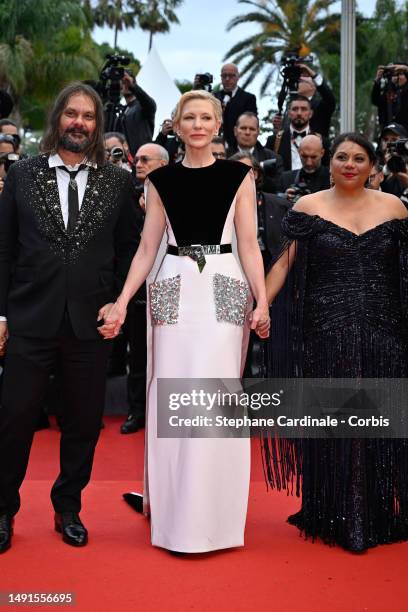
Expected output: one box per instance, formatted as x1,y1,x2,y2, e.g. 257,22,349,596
276,52,312,113
0,152,19,174
386,138,408,174
260,158,278,175
100,55,131,92
289,181,311,203
194,73,213,92
97,54,131,131
109,146,124,161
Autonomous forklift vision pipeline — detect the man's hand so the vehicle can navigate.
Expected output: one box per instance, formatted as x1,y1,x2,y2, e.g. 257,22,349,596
0,178,4,194
285,187,296,202
272,113,283,131
98,301,127,339
0,321,8,356
122,72,135,96
97,303,114,337
376,66,385,80
297,63,317,78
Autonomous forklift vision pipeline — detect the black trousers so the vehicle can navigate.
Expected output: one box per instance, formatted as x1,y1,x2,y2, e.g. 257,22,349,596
0,317,111,517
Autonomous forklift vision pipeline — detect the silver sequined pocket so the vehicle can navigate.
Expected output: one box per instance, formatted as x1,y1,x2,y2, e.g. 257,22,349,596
213,273,249,326
149,274,181,325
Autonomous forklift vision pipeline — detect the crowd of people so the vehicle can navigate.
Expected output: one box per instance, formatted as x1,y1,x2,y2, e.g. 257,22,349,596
0,57,408,556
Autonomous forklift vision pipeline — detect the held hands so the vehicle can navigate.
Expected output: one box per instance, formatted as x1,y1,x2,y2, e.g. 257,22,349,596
0,321,8,356
97,301,127,339
248,304,270,339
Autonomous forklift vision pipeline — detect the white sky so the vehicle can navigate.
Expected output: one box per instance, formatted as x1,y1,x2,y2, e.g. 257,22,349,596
93,0,376,124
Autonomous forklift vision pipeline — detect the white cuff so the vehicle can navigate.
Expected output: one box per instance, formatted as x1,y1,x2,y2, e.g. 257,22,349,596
0,316,7,322
313,73,323,87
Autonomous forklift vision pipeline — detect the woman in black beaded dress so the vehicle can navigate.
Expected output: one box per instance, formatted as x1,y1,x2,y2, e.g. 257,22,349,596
263,133,408,551
101,90,269,553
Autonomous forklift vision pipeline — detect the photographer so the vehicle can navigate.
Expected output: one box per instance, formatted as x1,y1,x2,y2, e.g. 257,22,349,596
213,63,258,151
229,112,283,193
104,131,131,170
279,134,330,202
376,123,408,201
371,63,408,132
272,63,335,138
155,117,184,164
266,95,330,171
0,134,18,194
115,71,157,157
0,119,20,154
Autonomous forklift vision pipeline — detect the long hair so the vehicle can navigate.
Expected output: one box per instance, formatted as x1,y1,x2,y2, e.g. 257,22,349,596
41,82,106,166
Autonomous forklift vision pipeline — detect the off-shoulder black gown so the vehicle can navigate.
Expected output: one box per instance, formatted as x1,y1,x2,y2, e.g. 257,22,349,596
267,209,408,551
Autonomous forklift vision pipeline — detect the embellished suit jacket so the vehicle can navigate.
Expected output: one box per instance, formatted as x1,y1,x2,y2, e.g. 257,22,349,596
0,154,139,339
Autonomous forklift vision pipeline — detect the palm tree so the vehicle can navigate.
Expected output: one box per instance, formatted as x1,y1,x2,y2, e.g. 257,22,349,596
90,0,139,49
136,0,184,51
0,0,87,115
224,0,340,95
0,1,102,124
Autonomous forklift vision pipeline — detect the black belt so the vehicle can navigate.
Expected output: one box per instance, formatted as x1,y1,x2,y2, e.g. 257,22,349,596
167,244,232,272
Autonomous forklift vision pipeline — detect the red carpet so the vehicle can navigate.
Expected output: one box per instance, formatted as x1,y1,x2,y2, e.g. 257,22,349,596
2,417,407,611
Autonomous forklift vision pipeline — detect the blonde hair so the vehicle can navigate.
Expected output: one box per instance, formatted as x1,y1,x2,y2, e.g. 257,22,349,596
173,90,223,126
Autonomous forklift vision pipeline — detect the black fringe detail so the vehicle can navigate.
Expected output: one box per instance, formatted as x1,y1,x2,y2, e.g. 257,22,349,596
261,211,408,551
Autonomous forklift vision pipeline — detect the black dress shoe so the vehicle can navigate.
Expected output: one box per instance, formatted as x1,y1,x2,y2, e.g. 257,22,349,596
123,492,144,513
120,414,145,434
0,514,13,553
54,512,88,547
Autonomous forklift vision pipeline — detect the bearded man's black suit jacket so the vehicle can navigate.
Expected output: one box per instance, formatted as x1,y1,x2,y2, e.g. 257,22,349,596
0,154,139,518
0,155,138,338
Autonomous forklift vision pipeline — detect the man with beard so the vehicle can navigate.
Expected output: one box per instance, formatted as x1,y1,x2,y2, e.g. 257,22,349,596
0,82,139,552
266,95,329,171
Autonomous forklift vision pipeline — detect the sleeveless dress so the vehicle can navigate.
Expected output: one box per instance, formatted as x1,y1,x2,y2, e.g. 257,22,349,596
144,159,252,553
264,209,408,551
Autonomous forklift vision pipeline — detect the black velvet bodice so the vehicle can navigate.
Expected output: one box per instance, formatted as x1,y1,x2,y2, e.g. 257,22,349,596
148,159,250,246
283,210,408,341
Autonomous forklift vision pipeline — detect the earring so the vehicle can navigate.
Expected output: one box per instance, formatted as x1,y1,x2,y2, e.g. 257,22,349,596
330,172,335,187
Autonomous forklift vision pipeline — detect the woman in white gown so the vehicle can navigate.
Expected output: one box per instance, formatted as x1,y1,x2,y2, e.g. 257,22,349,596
101,90,269,553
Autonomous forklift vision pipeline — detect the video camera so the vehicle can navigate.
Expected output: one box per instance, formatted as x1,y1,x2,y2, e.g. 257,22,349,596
289,181,311,204
277,52,312,114
97,54,131,131
99,54,131,105
386,138,408,174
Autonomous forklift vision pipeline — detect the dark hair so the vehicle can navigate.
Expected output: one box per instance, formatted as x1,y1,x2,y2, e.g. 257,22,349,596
236,111,259,127
104,131,127,145
41,82,106,166
229,152,263,188
288,94,311,108
0,118,17,131
330,132,376,163
211,135,225,146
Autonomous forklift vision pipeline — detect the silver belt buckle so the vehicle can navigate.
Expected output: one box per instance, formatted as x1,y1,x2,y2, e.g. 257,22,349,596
181,244,206,273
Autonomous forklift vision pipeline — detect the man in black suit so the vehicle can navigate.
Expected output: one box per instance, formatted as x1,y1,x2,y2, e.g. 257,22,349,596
266,95,330,171
229,112,283,193
278,134,330,201
214,63,257,151
0,82,139,552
